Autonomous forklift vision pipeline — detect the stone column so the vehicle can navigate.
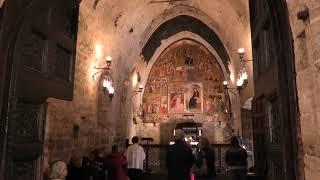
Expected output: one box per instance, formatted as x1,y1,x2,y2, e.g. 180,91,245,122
300,2,320,180
306,3,320,70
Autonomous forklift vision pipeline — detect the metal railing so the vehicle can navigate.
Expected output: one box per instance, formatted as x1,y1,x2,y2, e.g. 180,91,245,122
141,144,231,175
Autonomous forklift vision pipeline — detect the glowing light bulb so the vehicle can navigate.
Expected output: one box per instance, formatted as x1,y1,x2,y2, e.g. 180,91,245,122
103,79,112,89
106,56,112,62
139,84,143,90
238,48,245,54
108,86,115,94
242,71,248,80
237,78,243,87
223,80,228,86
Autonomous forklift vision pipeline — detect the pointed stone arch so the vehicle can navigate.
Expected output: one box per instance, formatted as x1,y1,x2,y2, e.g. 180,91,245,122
139,5,231,73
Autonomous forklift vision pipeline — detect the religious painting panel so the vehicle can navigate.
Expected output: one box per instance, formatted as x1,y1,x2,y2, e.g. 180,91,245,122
168,92,185,113
160,96,168,114
186,82,203,113
145,96,161,114
205,94,225,113
145,78,167,94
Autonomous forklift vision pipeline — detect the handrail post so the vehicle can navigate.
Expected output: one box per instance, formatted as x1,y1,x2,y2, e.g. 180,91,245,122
146,140,150,174
218,146,222,173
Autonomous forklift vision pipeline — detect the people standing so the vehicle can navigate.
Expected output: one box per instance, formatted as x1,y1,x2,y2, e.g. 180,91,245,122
106,144,128,180
126,136,146,180
225,136,248,180
166,129,194,180
193,137,216,178
91,149,106,180
66,156,83,180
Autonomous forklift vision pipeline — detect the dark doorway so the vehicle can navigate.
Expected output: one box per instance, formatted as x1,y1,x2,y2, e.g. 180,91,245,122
0,0,79,179
249,0,301,180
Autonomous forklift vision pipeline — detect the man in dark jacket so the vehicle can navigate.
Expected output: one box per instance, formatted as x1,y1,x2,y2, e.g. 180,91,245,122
166,129,194,180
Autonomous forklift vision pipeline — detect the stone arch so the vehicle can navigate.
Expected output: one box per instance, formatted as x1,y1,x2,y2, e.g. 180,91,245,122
139,5,231,72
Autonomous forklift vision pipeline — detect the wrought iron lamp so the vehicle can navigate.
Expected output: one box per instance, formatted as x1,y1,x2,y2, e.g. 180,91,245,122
223,79,244,93
223,80,238,91
236,48,252,92
237,48,253,63
131,84,144,122
93,56,115,101
133,84,144,95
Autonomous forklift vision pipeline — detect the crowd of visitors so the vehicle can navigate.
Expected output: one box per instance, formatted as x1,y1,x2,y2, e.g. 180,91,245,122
43,136,145,180
43,133,247,180
166,129,248,180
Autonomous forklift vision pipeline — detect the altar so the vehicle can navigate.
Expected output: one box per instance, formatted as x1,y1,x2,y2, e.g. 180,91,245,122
170,122,203,146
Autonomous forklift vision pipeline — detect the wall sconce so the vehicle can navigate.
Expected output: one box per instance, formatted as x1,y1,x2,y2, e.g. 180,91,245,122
132,84,144,97
237,48,253,63
238,48,245,61
223,80,242,94
93,56,115,101
132,84,144,123
236,48,252,92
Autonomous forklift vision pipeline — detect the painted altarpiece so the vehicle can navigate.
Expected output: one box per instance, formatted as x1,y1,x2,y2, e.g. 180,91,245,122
142,42,230,123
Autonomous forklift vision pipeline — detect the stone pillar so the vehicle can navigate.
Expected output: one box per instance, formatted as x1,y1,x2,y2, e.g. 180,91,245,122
306,4,320,70
296,1,320,180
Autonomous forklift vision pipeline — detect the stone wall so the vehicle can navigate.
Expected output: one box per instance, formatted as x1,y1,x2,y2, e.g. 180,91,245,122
288,0,320,180
44,1,130,161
